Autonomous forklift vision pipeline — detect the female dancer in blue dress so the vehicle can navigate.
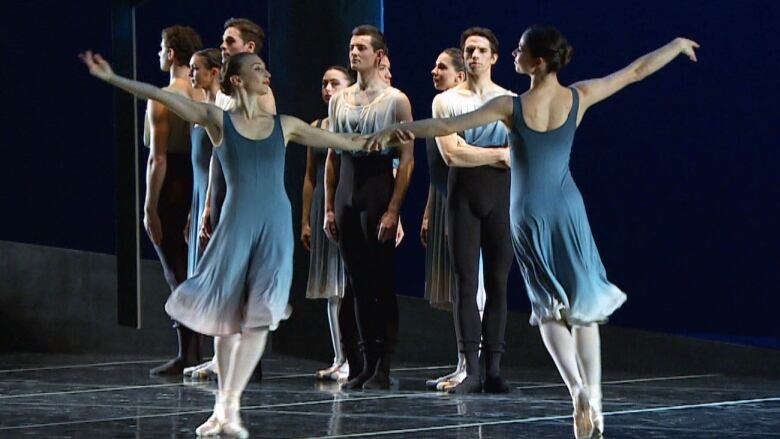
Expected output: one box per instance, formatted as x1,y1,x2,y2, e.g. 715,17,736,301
370,28,699,438
301,65,354,381
182,48,222,381
81,50,367,438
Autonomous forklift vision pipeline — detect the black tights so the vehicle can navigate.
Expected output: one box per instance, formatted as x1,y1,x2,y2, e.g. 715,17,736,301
447,165,512,375
335,155,398,361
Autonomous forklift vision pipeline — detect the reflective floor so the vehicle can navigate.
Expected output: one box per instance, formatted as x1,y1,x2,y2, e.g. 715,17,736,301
1,353,779,438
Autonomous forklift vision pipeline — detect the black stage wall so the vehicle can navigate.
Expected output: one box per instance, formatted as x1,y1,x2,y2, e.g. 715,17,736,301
1,1,778,349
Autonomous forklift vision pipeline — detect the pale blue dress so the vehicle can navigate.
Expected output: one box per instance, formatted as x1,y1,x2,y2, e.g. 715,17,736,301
167,113,293,335
509,88,627,326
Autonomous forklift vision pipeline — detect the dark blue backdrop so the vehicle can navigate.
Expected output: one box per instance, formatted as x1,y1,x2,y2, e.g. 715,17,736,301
2,1,778,345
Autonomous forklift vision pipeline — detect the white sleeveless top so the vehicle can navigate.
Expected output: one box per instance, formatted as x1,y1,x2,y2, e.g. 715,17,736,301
432,87,514,148
329,87,401,156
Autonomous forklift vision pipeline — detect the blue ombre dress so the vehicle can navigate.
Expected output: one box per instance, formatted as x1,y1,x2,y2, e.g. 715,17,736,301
509,88,626,326
187,125,212,277
166,113,293,335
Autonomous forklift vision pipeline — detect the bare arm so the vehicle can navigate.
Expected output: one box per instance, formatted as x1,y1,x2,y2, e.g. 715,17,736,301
368,95,513,150
376,94,415,243
432,95,508,167
80,51,220,129
198,153,218,251
280,115,365,152
323,149,340,242
573,38,700,114
302,143,317,227
143,101,168,245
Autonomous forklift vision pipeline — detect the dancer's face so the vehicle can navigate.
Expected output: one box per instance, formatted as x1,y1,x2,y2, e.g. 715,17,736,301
349,35,382,73
221,26,255,62
230,55,271,96
189,55,219,90
321,69,351,104
512,37,539,74
378,56,392,84
158,37,173,72
431,53,465,91
463,35,497,76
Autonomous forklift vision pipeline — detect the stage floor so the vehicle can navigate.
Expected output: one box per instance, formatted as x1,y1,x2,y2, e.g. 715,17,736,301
1,353,779,438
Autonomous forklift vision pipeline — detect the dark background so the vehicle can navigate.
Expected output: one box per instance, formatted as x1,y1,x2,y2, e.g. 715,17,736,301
2,0,778,346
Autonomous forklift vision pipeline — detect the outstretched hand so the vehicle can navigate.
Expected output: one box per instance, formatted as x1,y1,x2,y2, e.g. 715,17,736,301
78,50,115,81
366,126,415,152
676,38,700,62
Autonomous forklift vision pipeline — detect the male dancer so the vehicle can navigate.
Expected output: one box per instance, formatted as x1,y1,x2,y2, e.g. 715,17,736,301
324,25,414,390
434,27,513,393
186,17,277,381
146,25,204,376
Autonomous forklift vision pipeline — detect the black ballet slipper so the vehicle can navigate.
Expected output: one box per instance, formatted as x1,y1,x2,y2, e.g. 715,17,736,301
482,374,511,394
448,374,483,394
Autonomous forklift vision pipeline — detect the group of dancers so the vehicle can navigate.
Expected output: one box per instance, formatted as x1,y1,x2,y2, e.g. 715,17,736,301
80,16,698,439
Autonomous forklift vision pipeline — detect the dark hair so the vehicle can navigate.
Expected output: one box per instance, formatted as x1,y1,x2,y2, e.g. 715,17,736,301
325,65,355,85
351,24,387,53
521,25,573,73
162,25,203,66
194,48,222,70
224,17,266,53
441,48,466,73
220,52,255,96
460,27,499,54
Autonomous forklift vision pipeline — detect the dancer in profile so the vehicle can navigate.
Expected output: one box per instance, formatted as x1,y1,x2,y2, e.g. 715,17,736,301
301,65,354,381
82,50,368,438
144,25,205,376
370,28,698,438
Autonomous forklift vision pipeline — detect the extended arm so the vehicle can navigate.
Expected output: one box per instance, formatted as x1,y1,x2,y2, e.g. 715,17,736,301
368,95,513,150
432,95,508,167
573,38,700,112
280,115,365,152
80,51,219,128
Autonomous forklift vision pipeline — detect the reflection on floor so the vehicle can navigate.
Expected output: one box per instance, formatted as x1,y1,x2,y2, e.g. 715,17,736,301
1,353,779,438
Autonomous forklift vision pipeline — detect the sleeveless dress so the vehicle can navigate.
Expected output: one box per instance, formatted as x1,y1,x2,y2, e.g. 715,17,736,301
509,88,627,326
166,113,293,335
305,121,347,299
187,125,212,277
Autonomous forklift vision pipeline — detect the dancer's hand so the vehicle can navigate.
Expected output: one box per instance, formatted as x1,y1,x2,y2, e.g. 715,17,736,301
377,210,399,243
301,221,312,251
78,51,115,81
367,127,415,152
199,206,213,251
183,213,191,244
420,215,429,247
498,147,511,168
144,209,163,246
323,210,339,243
675,38,700,62
395,217,405,247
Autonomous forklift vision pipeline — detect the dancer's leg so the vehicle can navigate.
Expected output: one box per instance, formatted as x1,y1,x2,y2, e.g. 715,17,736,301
574,323,603,434
218,327,269,438
539,321,594,438
480,180,512,393
316,297,346,379
196,335,239,436
328,297,345,364
447,179,483,394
